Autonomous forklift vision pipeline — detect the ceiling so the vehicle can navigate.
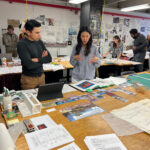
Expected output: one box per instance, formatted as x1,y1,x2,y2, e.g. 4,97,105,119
30,0,150,13
2,0,150,14
105,0,150,13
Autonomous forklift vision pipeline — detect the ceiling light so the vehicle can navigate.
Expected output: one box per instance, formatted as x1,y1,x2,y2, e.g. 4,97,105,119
121,4,150,12
69,0,88,4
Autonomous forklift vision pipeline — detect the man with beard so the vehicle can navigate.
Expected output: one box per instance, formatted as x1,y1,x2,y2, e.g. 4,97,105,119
129,29,147,72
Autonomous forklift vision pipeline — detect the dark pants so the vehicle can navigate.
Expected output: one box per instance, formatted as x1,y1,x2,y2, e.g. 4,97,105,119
133,52,146,72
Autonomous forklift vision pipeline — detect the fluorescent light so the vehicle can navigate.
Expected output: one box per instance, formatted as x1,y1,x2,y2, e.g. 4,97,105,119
69,0,88,4
121,4,150,12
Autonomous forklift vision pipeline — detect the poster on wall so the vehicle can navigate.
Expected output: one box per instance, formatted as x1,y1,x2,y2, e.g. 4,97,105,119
45,18,55,26
112,26,117,34
8,19,20,27
90,18,97,31
113,17,120,23
35,15,45,25
119,24,123,32
124,18,130,27
105,32,108,42
90,13,101,39
122,35,126,43
140,27,145,32
68,28,77,35
105,24,113,31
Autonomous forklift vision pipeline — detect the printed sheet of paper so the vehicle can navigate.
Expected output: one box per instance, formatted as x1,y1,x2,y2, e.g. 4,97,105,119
58,142,81,150
111,99,150,134
84,133,127,150
30,115,57,130
62,84,77,94
25,124,74,150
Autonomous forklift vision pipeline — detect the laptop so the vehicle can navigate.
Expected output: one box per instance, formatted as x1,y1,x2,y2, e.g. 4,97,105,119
37,82,64,101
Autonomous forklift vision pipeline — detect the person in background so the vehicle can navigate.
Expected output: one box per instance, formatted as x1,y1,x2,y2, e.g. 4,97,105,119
70,26,101,82
129,29,147,72
17,19,52,90
102,35,123,59
3,25,18,57
147,34,150,52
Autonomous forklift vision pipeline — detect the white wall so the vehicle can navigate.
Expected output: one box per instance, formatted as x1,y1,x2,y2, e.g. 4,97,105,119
1,2,150,58
100,8,150,55
0,1,80,57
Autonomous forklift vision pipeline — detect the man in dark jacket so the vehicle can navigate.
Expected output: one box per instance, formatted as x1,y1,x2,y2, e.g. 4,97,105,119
147,34,150,52
130,29,147,72
17,19,52,89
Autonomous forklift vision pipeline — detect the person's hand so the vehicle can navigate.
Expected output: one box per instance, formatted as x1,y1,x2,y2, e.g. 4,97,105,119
74,54,82,61
42,50,48,57
32,58,39,62
89,56,98,63
132,46,136,50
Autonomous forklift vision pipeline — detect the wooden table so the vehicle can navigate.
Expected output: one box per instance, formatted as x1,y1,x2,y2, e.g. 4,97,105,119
0,59,142,92
1,85,150,150
0,62,73,92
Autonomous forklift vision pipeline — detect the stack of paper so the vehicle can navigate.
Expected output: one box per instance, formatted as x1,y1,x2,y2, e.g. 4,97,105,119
92,77,114,87
25,124,74,150
0,63,64,75
43,63,64,71
123,50,133,59
92,76,127,86
101,58,141,65
84,134,127,150
0,66,22,75
107,77,127,85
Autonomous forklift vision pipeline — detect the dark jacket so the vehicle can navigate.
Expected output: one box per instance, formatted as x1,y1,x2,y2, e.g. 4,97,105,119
147,41,150,52
3,32,18,57
17,38,52,77
133,33,147,62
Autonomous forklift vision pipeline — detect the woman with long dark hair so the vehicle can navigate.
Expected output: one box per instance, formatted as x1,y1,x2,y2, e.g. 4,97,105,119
70,26,101,81
102,35,123,59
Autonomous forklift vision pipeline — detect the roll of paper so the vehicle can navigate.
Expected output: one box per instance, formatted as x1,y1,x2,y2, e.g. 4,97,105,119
0,123,16,150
